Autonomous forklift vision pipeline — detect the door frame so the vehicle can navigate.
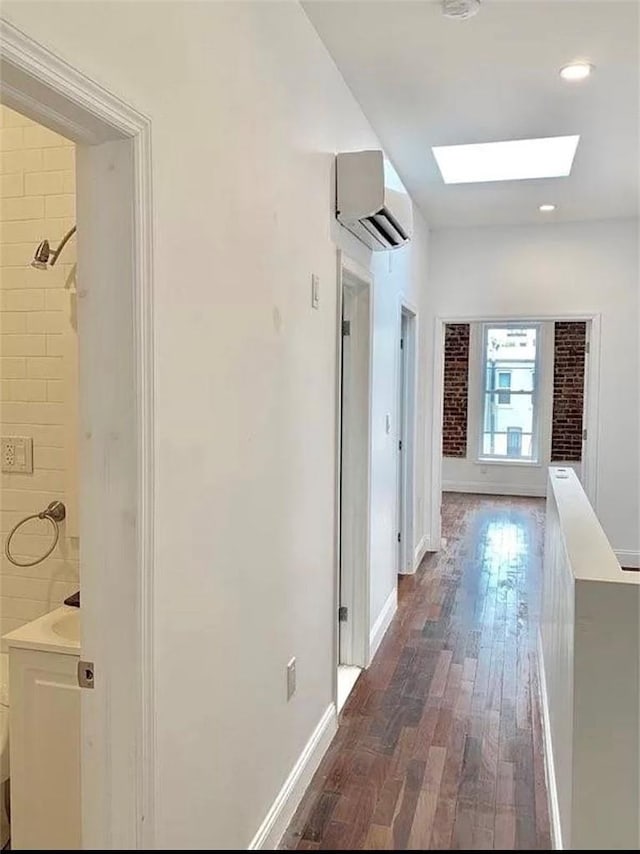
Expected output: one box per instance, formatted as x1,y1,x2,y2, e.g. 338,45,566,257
397,300,418,574
431,312,601,547
334,252,373,682
0,20,155,849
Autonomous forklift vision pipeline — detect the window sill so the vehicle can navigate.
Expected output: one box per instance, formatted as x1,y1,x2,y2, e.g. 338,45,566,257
476,458,542,468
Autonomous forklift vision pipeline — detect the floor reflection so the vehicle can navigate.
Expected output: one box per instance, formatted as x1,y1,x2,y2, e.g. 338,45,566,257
281,493,550,851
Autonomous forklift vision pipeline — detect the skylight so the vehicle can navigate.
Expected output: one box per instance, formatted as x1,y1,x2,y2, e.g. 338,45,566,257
432,135,580,184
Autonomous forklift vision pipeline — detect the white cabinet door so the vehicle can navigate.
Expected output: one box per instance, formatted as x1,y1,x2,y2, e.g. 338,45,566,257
10,648,80,850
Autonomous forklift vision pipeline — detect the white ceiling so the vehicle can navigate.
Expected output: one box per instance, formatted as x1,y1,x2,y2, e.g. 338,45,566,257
304,0,639,228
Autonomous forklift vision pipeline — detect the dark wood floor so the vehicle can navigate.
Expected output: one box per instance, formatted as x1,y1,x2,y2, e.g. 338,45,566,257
281,493,552,850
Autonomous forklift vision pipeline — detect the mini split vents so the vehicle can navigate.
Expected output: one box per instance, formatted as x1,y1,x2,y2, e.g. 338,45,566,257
336,150,413,251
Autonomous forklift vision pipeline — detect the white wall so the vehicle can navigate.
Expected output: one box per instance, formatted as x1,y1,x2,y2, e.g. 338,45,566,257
369,233,429,624
430,219,639,558
1,2,429,848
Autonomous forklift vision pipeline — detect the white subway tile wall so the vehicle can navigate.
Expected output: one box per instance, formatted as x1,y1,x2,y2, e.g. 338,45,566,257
0,106,79,635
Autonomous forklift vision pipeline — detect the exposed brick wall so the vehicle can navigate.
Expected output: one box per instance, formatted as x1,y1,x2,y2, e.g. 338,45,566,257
442,323,470,457
551,321,586,462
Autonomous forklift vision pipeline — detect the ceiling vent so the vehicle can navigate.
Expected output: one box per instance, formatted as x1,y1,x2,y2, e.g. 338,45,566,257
442,0,481,19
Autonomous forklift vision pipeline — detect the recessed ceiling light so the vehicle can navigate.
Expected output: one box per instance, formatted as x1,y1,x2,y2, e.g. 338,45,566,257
432,135,580,184
560,62,594,81
539,204,556,212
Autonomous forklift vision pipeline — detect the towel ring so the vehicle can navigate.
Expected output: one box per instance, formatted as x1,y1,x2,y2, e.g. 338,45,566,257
5,501,66,567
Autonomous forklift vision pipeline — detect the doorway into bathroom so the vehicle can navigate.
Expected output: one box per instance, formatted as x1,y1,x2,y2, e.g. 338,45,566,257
1,24,154,850
0,104,81,849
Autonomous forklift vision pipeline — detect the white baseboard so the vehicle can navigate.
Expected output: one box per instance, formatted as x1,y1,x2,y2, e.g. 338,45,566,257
615,549,640,568
369,587,397,662
537,630,563,850
443,480,546,498
248,703,337,850
411,534,429,572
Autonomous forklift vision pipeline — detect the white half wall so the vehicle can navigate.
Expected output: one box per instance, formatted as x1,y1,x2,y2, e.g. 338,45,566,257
1,2,429,848
430,220,639,556
540,468,640,849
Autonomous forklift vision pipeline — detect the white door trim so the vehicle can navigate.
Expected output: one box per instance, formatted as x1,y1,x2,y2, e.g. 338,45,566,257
0,19,155,849
397,299,418,573
335,252,373,682
431,313,600,546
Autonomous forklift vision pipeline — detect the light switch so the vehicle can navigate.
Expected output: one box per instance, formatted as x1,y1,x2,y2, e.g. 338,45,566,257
311,274,320,310
287,657,296,700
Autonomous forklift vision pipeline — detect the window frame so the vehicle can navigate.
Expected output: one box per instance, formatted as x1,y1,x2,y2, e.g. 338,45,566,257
477,321,541,464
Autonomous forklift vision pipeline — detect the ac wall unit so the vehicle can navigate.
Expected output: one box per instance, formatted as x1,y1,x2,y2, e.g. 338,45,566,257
336,150,413,251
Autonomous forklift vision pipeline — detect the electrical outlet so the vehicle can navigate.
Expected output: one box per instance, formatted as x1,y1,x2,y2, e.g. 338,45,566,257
287,657,296,701
1,437,33,473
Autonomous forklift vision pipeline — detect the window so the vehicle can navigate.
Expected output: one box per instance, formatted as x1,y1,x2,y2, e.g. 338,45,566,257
497,371,511,405
480,324,539,462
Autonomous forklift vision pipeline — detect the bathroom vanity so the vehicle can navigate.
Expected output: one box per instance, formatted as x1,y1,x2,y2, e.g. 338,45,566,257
4,606,80,850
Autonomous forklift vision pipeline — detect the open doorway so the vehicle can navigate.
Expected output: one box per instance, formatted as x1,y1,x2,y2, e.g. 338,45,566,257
396,304,417,575
1,23,154,849
0,103,81,850
336,256,372,712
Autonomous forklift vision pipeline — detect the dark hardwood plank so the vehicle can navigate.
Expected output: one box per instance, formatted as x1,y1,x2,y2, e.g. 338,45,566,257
406,746,446,848
319,820,350,851
301,791,340,842
452,800,475,850
390,758,426,849
494,805,516,850
363,823,393,849
372,777,403,827
431,797,456,849
283,494,551,850
496,761,515,807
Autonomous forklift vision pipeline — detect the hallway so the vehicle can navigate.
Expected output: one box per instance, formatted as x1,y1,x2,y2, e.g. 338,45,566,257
282,493,551,850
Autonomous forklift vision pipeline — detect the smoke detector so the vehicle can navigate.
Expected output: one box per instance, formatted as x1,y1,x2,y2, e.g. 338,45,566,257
442,0,481,19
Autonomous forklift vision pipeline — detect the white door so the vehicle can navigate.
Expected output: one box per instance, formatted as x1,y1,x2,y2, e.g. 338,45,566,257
338,268,371,668
397,314,408,573
396,308,416,574
339,287,356,665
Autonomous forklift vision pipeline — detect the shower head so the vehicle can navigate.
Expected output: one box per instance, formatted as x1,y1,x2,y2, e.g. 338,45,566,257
31,239,52,269
30,226,76,271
